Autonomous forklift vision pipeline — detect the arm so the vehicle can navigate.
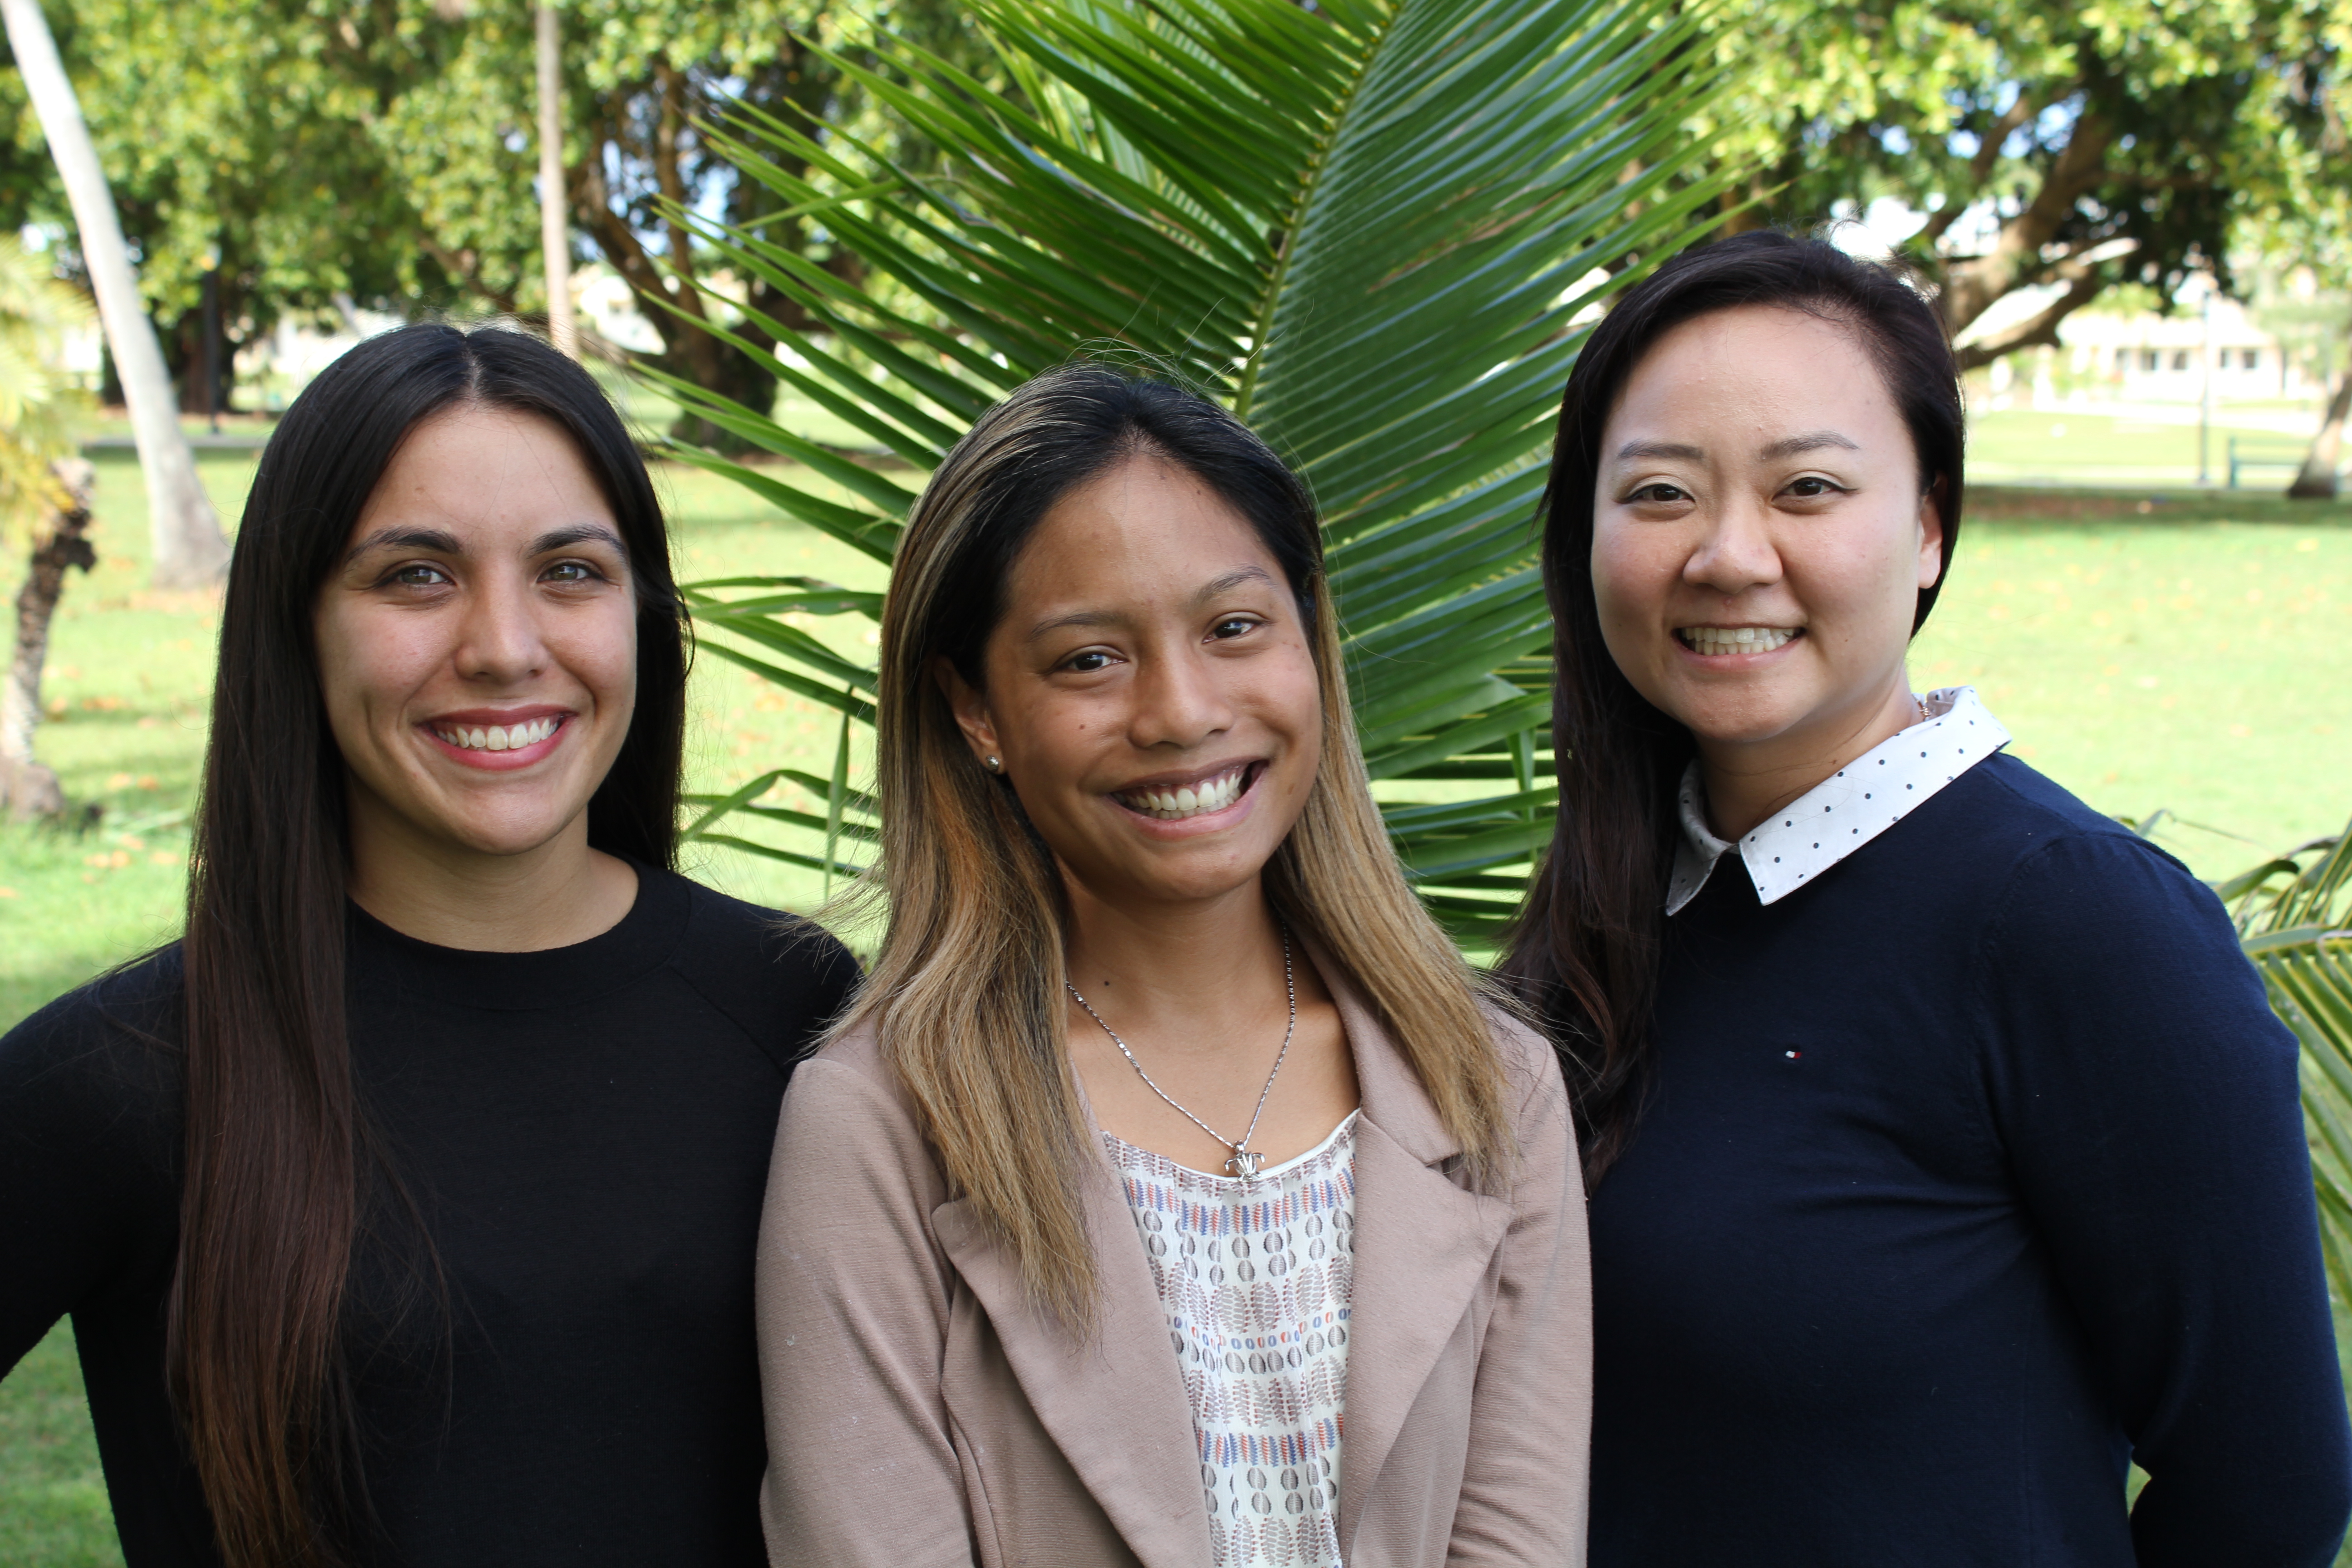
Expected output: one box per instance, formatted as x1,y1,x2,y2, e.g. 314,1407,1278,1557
0,968,180,1375
1982,834,2352,1568
755,1053,977,1568
1447,1018,1592,1566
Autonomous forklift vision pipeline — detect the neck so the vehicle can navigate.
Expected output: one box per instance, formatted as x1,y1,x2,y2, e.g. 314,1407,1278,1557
1062,871,1287,1052
344,789,638,952
1695,671,1921,842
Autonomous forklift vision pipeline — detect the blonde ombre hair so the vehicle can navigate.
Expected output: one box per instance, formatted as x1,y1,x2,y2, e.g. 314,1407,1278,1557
839,363,1514,1327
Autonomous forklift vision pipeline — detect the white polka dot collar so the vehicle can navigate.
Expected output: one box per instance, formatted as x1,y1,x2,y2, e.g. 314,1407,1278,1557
1665,686,2012,915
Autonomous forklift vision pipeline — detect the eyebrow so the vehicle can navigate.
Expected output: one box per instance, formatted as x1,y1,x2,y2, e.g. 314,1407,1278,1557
344,526,461,564
528,523,628,556
343,522,627,565
1613,439,1704,463
1611,431,1860,465
1757,430,1859,461
1023,564,1282,641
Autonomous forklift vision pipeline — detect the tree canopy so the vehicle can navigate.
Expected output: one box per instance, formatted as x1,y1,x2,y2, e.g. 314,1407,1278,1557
1694,0,2350,364
0,0,972,421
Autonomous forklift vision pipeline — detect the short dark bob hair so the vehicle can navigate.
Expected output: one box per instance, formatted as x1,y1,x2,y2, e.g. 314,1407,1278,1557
1502,230,1965,1184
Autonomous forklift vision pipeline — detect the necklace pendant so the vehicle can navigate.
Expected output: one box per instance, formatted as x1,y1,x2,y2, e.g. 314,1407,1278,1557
1224,1147,1266,1179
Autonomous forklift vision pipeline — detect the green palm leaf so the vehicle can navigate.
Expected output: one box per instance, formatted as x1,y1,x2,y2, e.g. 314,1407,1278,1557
668,0,1735,942
2231,824,2352,1315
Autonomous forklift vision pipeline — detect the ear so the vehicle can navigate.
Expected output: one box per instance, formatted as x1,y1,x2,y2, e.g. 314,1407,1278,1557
932,657,1004,772
1916,481,1947,592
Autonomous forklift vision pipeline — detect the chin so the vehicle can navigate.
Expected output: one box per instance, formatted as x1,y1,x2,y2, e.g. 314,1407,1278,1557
1090,844,1273,909
1664,687,1816,747
431,806,587,861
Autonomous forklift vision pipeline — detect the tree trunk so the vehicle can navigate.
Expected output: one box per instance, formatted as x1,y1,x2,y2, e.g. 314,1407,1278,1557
536,3,578,359
0,458,95,819
2288,337,2352,499
0,0,228,591
1936,109,2115,341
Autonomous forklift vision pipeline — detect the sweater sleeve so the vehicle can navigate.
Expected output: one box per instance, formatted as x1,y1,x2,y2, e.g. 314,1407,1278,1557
1446,1014,1592,1566
0,959,183,1376
755,1054,974,1568
1979,831,2352,1567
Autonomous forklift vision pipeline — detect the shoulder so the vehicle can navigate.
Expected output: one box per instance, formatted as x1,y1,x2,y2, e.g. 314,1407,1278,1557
1906,754,2215,929
793,1015,904,1107
1958,757,2227,931
1941,764,2284,1060
1475,994,1575,1167
651,868,862,1062
1478,996,1566,1103
773,1019,950,1205
0,945,186,1149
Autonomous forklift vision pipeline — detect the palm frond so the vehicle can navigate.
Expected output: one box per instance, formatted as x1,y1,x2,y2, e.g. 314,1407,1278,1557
663,0,1736,928
2230,823,2352,1311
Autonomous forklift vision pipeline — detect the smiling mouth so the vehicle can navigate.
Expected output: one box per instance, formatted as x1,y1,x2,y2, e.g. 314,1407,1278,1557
431,716,564,752
1112,762,1256,822
1677,625,1802,656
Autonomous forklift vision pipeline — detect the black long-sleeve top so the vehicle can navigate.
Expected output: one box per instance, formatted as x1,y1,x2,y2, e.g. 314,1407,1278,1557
1588,753,2352,1566
0,865,856,1566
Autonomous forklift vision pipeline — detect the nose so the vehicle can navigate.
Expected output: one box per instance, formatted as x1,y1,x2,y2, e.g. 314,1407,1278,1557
1682,490,1783,601
452,566,549,685
1127,640,1235,752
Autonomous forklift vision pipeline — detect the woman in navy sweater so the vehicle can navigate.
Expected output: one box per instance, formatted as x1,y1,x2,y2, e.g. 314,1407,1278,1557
1505,229,2352,1564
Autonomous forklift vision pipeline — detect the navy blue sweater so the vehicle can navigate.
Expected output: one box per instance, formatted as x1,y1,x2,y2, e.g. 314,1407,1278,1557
1588,753,2352,1566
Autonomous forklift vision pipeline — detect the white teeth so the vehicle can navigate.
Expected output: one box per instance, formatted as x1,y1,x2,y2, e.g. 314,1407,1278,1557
436,717,559,751
1681,626,1797,656
1120,767,1246,820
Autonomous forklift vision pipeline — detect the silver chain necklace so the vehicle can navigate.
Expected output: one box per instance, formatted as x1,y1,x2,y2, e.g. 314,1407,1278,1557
1066,928,1296,1180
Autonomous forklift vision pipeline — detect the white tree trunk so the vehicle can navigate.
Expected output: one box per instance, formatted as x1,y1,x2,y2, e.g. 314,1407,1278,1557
537,4,578,359
0,0,228,590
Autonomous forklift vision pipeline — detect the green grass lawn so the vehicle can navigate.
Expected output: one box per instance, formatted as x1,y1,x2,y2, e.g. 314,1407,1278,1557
1966,405,2335,488
2,438,2348,1559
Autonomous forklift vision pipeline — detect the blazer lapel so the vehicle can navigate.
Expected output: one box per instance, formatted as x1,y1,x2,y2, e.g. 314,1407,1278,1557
1311,951,1515,1562
932,1138,1215,1568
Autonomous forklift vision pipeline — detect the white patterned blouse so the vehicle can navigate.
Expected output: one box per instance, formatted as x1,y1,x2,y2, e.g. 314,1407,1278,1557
1103,1112,1358,1568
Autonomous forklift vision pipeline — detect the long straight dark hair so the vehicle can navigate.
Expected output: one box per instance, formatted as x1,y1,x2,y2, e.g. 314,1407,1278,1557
1500,230,1965,1183
173,323,686,1566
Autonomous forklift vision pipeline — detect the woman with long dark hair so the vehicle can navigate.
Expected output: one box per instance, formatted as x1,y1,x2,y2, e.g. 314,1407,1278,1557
1506,229,2352,1564
0,323,855,1567
755,363,1586,1568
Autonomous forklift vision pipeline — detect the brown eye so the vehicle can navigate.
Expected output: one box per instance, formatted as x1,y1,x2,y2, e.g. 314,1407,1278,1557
544,560,597,584
1065,650,1113,673
392,563,451,588
1627,482,1688,505
1786,476,1844,498
1210,616,1257,640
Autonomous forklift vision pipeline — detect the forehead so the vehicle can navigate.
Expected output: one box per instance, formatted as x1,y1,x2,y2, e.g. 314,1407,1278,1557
1005,456,1281,607
353,405,613,540
1605,304,1900,446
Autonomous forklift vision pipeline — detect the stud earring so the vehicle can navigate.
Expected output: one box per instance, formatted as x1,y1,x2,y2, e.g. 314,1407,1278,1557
984,755,1002,773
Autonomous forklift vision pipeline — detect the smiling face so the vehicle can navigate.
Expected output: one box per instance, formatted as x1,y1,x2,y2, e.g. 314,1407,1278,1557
314,403,638,867
1591,304,1943,769
941,454,1323,915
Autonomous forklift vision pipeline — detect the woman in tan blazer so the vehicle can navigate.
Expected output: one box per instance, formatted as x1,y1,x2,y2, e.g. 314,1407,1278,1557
756,364,1590,1568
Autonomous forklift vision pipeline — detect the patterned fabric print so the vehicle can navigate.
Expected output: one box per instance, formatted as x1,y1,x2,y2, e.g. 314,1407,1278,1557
1105,1114,1357,1568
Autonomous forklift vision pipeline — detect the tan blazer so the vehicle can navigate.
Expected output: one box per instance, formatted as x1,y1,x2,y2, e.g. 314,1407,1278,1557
753,954,1591,1568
